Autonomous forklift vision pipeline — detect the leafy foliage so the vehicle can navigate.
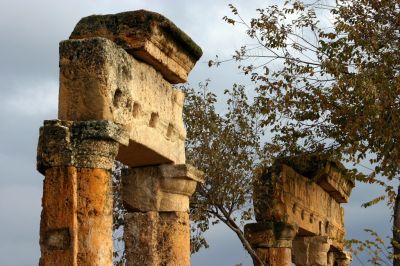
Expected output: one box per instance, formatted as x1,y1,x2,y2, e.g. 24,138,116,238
182,81,264,264
346,229,392,266
217,0,400,263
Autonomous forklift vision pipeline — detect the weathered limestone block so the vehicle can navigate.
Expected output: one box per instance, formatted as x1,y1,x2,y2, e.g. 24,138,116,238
39,167,77,266
292,236,331,266
58,37,187,167
37,119,127,174
122,164,203,212
40,167,114,266
124,211,190,266
244,222,298,266
37,120,123,266
254,164,348,249
69,10,202,84
316,161,354,203
75,168,113,265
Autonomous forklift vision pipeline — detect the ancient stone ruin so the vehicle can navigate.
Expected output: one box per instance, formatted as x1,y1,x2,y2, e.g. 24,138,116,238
36,10,203,266
245,159,354,266
36,9,356,266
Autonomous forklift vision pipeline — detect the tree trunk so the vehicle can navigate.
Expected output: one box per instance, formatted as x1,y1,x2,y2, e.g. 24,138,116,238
393,184,400,266
227,221,266,266
222,216,265,266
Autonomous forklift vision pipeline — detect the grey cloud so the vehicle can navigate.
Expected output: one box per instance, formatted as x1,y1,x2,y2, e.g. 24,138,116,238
0,185,41,265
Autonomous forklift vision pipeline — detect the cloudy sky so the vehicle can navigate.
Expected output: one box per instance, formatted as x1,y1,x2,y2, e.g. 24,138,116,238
0,0,393,265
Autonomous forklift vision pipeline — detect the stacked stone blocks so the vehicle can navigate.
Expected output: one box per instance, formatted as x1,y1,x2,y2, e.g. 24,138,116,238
246,159,354,266
37,10,203,266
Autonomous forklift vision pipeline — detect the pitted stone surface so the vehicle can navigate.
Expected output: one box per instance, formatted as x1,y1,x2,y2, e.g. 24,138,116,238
37,119,125,174
59,38,187,167
69,10,202,84
71,120,129,145
39,166,114,266
122,164,204,212
124,211,190,266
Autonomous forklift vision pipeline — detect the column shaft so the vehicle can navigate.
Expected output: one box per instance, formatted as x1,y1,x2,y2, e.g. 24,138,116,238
39,167,78,266
37,120,124,266
254,247,292,266
76,168,113,265
124,211,190,266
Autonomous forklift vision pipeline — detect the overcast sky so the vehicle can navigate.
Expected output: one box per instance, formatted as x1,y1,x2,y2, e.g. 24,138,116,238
0,0,393,265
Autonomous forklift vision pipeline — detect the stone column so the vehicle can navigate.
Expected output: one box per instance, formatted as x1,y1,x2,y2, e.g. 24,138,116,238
292,236,331,266
122,164,203,266
37,120,128,266
244,222,298,266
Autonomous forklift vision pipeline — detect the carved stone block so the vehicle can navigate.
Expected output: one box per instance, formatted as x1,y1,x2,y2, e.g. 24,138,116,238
254,164,350,249
59,38,186,167
122,164,203,212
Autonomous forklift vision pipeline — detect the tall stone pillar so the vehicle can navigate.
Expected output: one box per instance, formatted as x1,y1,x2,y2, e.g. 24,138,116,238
122,164,203,266
292,236,331,266
244,222,298,266
37,120,128,266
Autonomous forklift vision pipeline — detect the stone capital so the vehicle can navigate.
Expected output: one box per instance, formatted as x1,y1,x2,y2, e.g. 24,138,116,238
37,119,128,174
244,221,298,248
122,164,204,212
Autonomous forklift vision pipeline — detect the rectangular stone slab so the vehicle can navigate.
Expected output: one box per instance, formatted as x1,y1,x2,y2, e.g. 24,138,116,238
69,10,203,84
58,37,186,167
